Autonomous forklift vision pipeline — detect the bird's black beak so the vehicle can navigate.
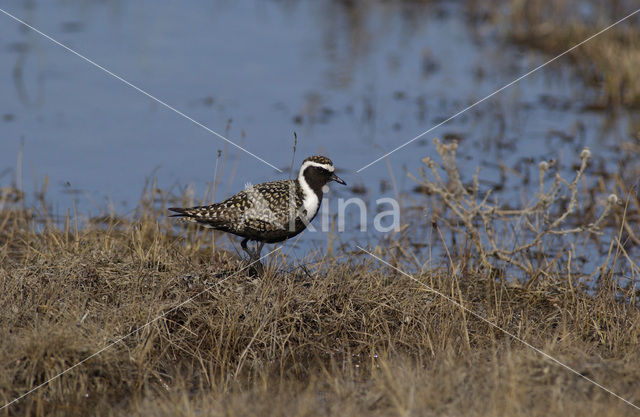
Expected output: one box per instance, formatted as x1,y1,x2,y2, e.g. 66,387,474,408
330,173,346,185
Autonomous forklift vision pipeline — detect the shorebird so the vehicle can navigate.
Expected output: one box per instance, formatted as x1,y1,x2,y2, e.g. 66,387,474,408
169,155,346,271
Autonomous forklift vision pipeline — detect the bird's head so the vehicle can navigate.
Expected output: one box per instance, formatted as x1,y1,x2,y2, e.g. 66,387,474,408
298,155,346,193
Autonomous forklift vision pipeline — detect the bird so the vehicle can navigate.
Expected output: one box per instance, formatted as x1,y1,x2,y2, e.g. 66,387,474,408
169,155,346,272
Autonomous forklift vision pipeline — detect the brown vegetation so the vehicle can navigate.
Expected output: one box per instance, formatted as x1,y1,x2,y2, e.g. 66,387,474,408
1,179,640,416
491,0,640,107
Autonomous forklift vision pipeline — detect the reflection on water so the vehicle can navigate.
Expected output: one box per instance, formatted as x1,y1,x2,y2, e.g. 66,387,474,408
0,0,637,265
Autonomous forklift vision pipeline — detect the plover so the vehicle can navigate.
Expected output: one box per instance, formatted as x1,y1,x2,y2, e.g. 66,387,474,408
169,155,346,270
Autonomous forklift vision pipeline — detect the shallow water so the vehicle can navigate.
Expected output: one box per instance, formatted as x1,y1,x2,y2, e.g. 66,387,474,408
1,0,636,263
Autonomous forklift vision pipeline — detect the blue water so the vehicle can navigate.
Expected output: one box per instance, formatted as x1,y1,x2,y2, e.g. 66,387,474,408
0,0,636,259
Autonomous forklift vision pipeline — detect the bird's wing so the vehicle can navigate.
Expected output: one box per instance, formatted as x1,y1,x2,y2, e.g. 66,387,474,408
168,180,300,232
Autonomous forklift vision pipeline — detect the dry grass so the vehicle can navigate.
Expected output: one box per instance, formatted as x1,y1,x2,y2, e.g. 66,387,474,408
1,181,640,416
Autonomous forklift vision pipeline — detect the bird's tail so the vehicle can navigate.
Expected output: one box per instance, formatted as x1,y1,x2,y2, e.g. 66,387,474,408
168,207,203,224
168,207,189,217
168,206,219,229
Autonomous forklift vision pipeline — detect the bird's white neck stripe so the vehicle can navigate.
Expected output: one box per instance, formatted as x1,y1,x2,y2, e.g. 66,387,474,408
299,179,319,221
297,167,321,221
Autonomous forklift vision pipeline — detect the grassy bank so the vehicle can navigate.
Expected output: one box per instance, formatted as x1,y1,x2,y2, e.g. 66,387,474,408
1,194,640,416
484,0,640,107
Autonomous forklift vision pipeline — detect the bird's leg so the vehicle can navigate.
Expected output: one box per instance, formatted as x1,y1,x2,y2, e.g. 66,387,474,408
241,238,255,259
241,238,264,275
254,241,265,259
253,241,266,275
